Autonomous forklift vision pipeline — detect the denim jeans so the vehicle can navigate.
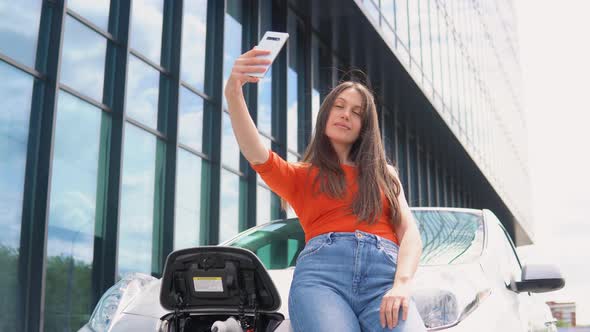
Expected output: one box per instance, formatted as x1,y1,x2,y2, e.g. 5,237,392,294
288,230,426,332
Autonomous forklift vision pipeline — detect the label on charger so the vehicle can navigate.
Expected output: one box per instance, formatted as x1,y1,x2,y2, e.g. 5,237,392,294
193,276,223,292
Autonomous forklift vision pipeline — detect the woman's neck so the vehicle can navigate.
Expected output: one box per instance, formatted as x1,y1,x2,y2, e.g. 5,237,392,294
331,141,354,165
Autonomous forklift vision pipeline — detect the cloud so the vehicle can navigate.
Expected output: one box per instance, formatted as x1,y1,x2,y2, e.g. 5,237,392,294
181,0,208,89
130,0,164,63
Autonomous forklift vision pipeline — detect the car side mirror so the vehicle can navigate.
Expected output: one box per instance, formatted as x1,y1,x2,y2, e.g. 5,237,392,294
510,264,565,293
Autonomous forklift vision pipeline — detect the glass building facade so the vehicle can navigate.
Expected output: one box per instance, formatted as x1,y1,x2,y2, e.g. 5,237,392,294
0,0,528,331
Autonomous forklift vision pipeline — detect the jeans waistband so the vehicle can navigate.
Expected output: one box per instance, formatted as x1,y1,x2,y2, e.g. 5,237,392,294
309,230,398,249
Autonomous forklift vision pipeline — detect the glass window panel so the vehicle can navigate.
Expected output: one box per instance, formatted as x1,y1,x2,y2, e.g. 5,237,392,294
287,65,299,153
287,13,302,154
118,123,157,277
395,0,409,49
130,0,164,64
68,0,111,32
219,169,241,243
431,0,442,99
174,148,202,249
365,0,380,25
258,67,272,135
126,54,159,129
256,185,271,225
178,87,203,151
60,15,107,102
448,30,458,122
287,152,298,163
45,91,105,331
222,111,240,170
420,0,432,81
440,16,451,112
181,0,207,91
0,0,42,67
311,36,322,134
311,87,320,134
0,62,33,330
460,58,467,132
381,0,395,28
223,0,244,110
408,0,421,69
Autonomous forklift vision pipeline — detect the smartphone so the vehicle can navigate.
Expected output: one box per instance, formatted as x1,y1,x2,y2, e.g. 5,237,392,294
247,31,289,78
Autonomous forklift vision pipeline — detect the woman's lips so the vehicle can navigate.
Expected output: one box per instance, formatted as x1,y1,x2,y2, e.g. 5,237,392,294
334,123,350,130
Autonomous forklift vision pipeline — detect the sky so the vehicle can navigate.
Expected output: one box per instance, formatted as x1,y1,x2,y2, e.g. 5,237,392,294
514,0,590,325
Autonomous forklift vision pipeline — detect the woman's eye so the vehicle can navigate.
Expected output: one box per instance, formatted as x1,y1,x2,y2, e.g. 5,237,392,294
335,105,343,109
352,111,361,116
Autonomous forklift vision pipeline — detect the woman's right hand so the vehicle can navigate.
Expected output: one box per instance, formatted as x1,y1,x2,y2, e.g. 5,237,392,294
225,48,272,95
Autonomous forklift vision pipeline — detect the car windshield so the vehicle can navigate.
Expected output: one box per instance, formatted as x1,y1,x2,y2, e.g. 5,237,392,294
224,210,484,270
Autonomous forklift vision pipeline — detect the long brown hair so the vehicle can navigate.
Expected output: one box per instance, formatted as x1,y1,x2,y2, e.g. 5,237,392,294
282,81,403,228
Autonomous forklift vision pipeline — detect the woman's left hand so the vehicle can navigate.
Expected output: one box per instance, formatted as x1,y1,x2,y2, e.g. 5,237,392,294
380,281,413,329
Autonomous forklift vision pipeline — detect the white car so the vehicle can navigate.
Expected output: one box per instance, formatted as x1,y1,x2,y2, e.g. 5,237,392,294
79,208,564,331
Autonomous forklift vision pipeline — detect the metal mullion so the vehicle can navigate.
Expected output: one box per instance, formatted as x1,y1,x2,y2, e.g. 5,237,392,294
58,83,112,112
221,164,245,178
201,0,225,245
180,80,212,102
19,0,66,330
125,118,167,140
65,8,116,42
178,143,210,161
153,0,183,275
242,0,259,230
129,48,169,75
91,0,132,309
0,54,45,80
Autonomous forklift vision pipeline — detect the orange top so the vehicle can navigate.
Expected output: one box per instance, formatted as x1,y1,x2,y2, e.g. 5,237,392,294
250,149,399,245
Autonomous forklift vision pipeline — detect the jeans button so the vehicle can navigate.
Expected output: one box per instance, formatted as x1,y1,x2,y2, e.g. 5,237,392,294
356,233,363,238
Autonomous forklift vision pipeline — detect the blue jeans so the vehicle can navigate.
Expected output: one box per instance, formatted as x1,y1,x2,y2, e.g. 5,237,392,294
288,230,426,332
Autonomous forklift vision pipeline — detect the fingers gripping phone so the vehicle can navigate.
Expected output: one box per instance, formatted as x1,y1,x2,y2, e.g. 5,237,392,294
247,31,289,78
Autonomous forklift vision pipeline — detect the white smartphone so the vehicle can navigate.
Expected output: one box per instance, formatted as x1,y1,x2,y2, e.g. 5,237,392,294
247,31,289,78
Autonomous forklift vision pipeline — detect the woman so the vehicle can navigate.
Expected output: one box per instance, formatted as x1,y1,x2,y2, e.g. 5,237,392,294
225,48,426,332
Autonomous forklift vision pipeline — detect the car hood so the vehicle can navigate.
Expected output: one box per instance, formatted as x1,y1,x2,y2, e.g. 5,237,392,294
121,262,485,322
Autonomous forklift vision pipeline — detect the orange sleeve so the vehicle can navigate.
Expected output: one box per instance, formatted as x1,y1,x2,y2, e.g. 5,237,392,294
250,149,299,204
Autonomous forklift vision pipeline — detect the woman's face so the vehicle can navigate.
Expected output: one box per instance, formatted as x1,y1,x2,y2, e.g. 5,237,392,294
324,88,363,146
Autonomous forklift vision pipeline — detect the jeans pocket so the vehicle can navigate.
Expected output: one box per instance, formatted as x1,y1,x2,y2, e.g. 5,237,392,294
296,238,328,263
380,242,399,265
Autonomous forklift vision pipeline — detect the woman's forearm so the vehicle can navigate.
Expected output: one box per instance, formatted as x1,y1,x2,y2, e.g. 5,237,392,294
223,48,272,165
393,226,422,285
224,84,269,165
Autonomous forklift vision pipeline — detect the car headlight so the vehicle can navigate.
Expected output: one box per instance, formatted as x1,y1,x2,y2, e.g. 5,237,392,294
87,273,156,331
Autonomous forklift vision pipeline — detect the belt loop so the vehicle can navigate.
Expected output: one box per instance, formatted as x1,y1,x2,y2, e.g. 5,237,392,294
326,232,333,244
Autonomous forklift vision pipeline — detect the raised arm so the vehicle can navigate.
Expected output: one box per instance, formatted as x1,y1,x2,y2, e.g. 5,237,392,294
224,48,272,165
